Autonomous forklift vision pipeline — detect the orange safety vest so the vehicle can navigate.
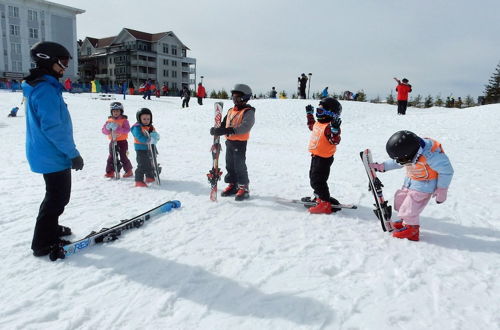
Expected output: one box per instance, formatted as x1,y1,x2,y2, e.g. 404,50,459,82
405,138,443,180
308,122,336,158
225,107,251,141
106,117,129,141
134,125,155,144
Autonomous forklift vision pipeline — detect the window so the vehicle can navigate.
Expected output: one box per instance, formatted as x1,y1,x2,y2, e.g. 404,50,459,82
10,25,20,36
11,43,21,54
8,6,19,18
163,70,169,77
86,47,91,55
171,45,177,56
182,49,186,57
29,28,39,39
12,60,22,72
172,60,177,67
162,43,169,54
28,9,38,21
172,71,177,78
163,59,169,66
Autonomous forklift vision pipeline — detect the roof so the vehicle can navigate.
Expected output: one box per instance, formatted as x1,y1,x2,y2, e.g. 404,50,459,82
86,36,116,48
33,0,85,14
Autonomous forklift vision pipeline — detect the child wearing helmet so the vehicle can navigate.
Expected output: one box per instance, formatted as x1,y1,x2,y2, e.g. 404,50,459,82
131,108,160,187
369,130,454,241
303,97,343,214
210,83,255,201
101,102,133,178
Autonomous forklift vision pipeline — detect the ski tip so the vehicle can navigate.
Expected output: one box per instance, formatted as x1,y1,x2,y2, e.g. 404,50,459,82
171,200,181,208
160,203,173,212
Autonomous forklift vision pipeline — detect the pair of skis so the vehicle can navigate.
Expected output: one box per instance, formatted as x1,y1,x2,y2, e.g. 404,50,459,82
111,129,121,179
49,200,182,261
207,102,223,201
144,130,161,185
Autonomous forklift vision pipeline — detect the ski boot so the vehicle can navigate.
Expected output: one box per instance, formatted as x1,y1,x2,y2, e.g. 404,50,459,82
33,238,71,260
104,171,115,178
235,184,250,201
308,199,332,214
58,225,72,237
221,183,238,197
145,177,156,183
135,181,147,187
123,170,133,178
391,219,404,230
392,224,420,241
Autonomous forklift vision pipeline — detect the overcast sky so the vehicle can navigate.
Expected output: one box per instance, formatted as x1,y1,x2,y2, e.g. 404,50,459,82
55,0,500,99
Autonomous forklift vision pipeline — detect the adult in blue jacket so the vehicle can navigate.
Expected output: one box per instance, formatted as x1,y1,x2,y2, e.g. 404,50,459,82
22,41,84,260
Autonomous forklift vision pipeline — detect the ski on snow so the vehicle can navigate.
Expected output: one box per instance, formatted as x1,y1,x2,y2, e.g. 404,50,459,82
50,200,181,261
275,197,357,210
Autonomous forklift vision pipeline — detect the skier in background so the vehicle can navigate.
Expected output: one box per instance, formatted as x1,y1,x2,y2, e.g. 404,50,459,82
131,108,160,187
303,97,342,214
320,87,329,99
369,130,454,241
7,106,19,117
298,73,308,99
102,102,133,178
182,86,191,108
270,87,278,99
210,84,255,201
197,82,206,105
22,41,84,258
394,77,412,115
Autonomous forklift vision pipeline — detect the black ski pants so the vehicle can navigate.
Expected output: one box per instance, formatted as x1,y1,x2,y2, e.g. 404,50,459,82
32,168,71,251
182,97,190,108
309,155,334,201
135,149,154,182
224,140,249,186
397,100,408,115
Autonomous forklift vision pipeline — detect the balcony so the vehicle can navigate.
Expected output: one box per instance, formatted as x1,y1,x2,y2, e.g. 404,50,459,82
130,59,156,68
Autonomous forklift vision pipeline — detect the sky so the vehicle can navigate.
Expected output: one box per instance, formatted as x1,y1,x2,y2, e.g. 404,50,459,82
54,0,500,99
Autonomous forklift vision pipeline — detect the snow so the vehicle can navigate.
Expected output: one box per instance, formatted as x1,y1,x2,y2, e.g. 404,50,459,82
0,90,499,330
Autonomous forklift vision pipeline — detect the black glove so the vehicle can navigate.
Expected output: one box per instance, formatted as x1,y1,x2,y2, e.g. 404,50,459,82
305,105,314,114
210,127,235,136
71,155,84,171
330,117,342,130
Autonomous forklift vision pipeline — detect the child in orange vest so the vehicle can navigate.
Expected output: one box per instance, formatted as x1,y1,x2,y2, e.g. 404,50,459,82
304,97,342,214
210,84,255,201
101,102,133,178
131,108,160,187
369,130,454,241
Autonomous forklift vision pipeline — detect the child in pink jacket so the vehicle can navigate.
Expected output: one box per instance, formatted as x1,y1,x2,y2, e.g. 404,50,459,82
370,130,454,241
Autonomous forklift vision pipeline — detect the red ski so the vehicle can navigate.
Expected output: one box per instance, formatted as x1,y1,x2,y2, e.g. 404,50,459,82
207,102,224,201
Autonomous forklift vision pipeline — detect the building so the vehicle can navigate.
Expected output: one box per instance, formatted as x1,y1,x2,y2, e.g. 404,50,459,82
78,28,196,93
0,0,84,80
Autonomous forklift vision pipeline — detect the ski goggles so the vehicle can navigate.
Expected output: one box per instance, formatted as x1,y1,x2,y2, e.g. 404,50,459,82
110,102,124,110
316,107,338,118
56,57,70,70
395,148,422,165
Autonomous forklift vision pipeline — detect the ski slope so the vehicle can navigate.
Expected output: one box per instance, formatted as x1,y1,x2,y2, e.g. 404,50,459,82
0,91,498,330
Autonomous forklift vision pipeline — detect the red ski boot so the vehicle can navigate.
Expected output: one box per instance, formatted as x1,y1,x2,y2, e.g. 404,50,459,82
221,183,238,197
391,219,404,230
235,184,250,201
123,170,133,178
308,199,332,214
104,171,115,178
135,181,147,187
392,225,420,241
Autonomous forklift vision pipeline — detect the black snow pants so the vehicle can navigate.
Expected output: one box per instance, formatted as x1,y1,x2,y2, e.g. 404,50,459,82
135,149,155,182
224,140,249,185
309,155,334,201
31,168,72,251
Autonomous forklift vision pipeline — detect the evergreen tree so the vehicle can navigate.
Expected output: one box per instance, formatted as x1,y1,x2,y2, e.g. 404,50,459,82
410,94,422,108
386,92,395,105
220,89,228,99
484,62,500,104
424,95,433,108
464,95,475,108
355,90,366,102
280,90,287,98
210,90,218,98
434,95,444,107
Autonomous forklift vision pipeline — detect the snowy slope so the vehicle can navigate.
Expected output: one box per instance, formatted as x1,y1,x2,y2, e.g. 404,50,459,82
0,91,498,330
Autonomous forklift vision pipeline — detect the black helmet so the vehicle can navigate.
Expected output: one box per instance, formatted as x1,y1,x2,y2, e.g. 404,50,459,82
319,97,342,115
402,78,409,83
386,130,421,164
30,41,72,69
231,84,252,102
110,102,124,115
136,108,152,124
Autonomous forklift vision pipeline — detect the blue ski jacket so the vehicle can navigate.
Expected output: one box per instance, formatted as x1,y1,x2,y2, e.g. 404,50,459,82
383,138,454,193
22,75,80,174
